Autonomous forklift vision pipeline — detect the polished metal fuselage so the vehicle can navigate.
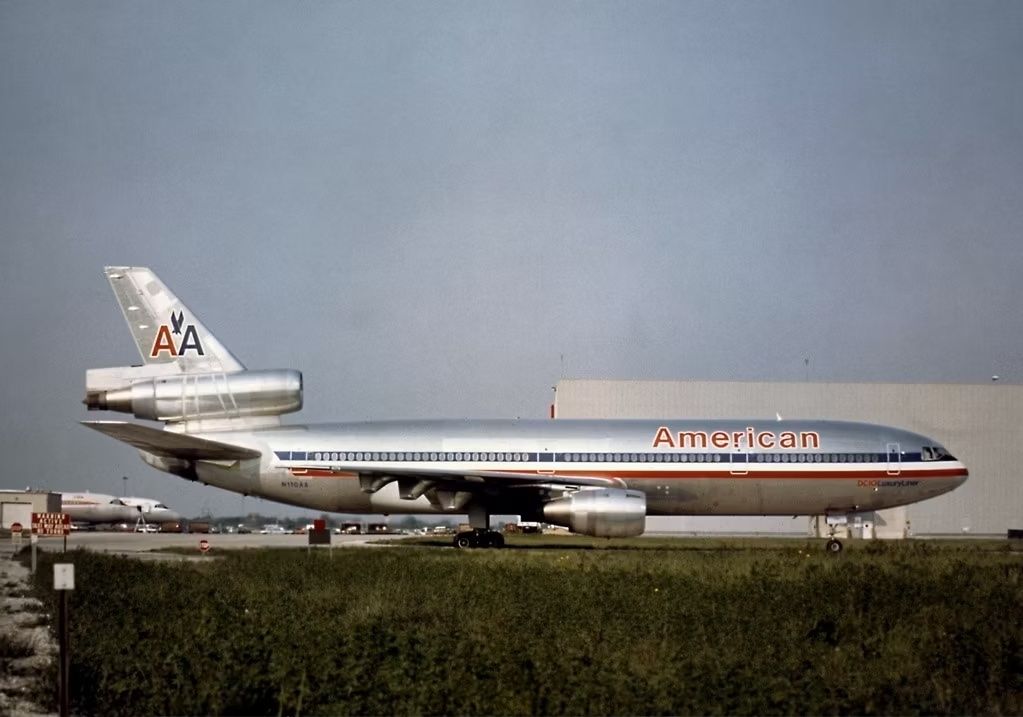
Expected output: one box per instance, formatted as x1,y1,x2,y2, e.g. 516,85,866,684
182,418,968,518
91,267,970,525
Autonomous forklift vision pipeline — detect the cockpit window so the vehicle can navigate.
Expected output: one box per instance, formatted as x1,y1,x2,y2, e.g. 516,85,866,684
110,499,126,505
922,446,950,461
156,503,168,510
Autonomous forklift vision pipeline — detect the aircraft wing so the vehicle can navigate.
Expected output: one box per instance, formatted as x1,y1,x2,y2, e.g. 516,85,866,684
300,464,625,511
348,465,621,489
82,421,262,461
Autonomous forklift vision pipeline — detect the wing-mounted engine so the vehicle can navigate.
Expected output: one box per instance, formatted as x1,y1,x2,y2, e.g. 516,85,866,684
84,368,302,423
543,488,647,537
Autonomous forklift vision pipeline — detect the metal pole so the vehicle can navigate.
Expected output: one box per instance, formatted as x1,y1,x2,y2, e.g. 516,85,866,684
58,590,69,717
30,535,36,575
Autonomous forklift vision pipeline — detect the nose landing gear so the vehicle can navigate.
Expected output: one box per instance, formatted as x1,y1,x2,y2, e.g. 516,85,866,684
825,538,844,554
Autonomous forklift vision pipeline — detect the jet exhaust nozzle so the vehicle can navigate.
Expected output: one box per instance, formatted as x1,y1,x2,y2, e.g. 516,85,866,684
84,369,303,422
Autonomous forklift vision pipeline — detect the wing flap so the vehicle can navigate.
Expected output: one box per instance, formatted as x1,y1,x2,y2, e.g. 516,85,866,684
329,465,623,491
82,421,261,461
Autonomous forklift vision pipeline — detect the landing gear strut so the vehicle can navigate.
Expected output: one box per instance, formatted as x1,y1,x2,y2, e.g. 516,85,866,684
453,528,505,549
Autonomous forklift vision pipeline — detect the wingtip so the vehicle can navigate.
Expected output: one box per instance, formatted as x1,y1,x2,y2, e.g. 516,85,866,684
81,420,128,429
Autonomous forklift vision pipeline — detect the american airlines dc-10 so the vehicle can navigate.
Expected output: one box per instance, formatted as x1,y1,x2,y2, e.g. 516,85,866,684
83,267,968,552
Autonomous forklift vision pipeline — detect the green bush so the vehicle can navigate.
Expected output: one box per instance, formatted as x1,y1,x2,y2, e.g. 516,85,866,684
28,540,1023,715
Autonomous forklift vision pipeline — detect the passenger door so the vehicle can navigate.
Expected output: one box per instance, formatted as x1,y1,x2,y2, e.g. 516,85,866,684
886,442,901,476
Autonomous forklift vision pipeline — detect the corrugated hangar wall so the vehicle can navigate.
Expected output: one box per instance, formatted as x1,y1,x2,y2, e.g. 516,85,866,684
554,380,1021,536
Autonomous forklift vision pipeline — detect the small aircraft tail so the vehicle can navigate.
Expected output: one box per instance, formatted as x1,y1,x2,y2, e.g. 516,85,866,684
103,266,244,373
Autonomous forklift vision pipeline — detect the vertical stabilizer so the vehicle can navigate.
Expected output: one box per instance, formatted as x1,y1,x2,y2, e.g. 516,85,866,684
104,266,244,373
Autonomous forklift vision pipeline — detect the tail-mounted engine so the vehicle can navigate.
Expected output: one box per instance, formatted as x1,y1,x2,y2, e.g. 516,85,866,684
543,488,647,538
84,368,302,423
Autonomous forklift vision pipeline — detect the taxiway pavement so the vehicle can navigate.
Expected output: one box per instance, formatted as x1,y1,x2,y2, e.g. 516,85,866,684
28,531,402,558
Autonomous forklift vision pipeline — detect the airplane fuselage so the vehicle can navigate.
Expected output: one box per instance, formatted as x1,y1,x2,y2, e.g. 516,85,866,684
86,267,970,543
60,492,138,524
180,418,967,519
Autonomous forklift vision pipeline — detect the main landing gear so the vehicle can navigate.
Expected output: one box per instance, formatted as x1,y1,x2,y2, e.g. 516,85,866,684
453,529,505,549
453,504,505,549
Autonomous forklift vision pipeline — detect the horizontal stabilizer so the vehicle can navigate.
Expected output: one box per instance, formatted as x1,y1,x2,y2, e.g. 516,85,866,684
82,421,261,461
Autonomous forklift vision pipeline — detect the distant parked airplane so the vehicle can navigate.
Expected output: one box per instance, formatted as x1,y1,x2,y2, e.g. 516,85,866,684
83,267,968,552
60,492,137,524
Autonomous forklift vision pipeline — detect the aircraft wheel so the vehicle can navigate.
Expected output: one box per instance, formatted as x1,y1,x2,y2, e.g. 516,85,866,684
454,533,474,549
825,538,843,554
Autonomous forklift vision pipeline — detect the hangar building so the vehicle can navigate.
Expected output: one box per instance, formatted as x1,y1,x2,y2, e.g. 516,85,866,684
553,380,1020,536
0,490,61,532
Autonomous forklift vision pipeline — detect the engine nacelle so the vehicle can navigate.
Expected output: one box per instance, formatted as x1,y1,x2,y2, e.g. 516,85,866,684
542,488,647,538
84,369,302,422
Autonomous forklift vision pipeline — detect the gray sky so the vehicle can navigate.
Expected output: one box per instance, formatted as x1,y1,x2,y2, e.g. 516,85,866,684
2,1,1022,519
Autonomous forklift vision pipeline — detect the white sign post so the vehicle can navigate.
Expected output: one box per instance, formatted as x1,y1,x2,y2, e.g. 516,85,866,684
54,564,74,590
54,563,74,717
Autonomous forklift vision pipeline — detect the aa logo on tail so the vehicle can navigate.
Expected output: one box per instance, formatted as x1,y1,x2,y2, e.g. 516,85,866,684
150,311,205,357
